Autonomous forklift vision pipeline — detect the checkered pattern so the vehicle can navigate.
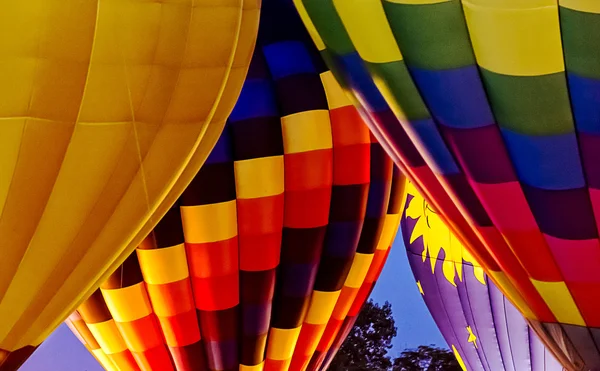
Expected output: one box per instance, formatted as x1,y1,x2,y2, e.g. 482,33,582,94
295,0,600,369
65,1,402,370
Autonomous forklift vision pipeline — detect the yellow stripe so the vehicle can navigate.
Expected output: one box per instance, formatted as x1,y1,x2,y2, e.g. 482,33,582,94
321,71,351,110
377,214,401,250
281,110,333,154
531,279,585,326
87,320,128,354
102,283,152,323
240,362,264,371
92,349,118,371
234,156,284,199
137,244,190,285
345,253,374,288
181,200,237,243
463,0,564,76
305,291,341,325
386,0,449,3
266,327,301,360
333,0,403,63
560,0,600,13
292,0,326,51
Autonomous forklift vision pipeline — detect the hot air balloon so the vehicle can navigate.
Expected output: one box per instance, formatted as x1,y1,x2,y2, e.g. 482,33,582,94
0,2,259,370
294,1,600,369
401,181,563,371
62,1,405,369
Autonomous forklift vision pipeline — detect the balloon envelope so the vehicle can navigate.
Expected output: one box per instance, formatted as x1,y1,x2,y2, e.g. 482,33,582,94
64,2,405,369
294,1,600,369
0,1,258,369
401,181,563,371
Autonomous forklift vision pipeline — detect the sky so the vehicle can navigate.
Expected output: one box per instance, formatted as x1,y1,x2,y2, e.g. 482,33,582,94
21,237,446,370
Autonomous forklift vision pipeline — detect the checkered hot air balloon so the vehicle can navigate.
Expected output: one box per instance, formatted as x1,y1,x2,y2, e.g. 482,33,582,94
295,1,600,369
0,1,259,370
63,1,405,369
401,181,564,371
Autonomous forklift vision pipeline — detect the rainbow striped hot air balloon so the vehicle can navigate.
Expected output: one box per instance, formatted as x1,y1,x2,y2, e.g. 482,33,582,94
401,181,564,371
294,1,600,369
62,1,405,369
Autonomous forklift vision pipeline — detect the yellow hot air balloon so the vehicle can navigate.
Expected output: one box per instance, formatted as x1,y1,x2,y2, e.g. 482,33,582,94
0,1,259,369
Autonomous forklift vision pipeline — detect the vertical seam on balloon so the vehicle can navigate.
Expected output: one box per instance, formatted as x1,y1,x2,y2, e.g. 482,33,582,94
0,0,104,350
456,230,495,371
501,289,516,371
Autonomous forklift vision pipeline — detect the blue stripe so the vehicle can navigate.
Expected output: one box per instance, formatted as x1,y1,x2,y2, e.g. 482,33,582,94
324,221,363,257
262,41,316,79
410,65,494,129
567,73,600,134
365,180,391,218
280,263,317,297
228,79,278,122
501,129,585,190
411,118,460,175
336,52,389,112
205,126,233,164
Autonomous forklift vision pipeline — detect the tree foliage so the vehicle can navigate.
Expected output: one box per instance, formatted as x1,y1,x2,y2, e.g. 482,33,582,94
329,300,397,371
393,345,462,371
328,300,462,371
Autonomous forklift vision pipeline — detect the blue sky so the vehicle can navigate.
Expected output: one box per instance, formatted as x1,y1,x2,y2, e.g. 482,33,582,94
22,237,445,370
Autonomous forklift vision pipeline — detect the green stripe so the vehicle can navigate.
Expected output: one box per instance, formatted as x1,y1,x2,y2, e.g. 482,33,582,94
367,60,430,121
301,0,356,56
560,6,600,79
383,0,474,70
320,49,350,90
481,70,574,135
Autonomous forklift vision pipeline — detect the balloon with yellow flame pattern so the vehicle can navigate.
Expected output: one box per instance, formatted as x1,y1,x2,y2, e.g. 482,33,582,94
401,181,564,371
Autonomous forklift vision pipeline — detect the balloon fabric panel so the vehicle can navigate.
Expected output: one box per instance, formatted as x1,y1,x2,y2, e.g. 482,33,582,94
294,0,600,369
0,1,258,369
400,182,563,371
65,1,403,370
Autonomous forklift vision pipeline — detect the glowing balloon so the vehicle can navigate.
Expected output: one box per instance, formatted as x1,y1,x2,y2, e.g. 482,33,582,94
0,2,258,369
294,1,600,369
402,181,563,371
64,1,405,369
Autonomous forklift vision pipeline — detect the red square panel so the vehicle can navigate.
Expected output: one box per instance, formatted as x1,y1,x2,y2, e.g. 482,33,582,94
474,181,538,232
547,235,600,283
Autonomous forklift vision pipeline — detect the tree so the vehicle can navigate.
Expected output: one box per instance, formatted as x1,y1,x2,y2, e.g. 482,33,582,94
328,300,462,371
393,345,462,371
329,300,397,371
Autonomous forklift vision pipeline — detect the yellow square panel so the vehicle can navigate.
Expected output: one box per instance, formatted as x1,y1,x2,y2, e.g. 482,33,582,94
137,244,190,285
333,0,403,64
531,279,585,326
463,0,564,76
281,110,332,154
377,214,401,250
234,156,285,199
87,320,128,355
345,253,374,289
320,71,351,111
102,283,153,323
266,327,301,361
305,291,342,325
181,200,237,243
